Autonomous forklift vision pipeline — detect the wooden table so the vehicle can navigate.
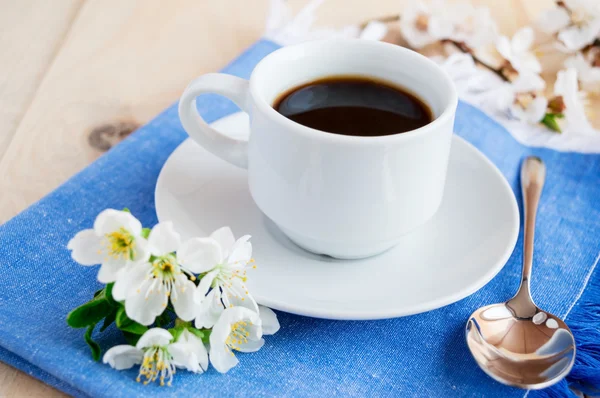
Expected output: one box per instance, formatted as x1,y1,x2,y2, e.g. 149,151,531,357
0,0,548,395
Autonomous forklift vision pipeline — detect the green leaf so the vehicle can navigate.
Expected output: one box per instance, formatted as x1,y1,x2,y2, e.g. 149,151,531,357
168,327,184,341
93,288,104,298
174,318,190,328
120,322,148,335
115,306,129,327
100,308,117,332
188,328,205,340
155,311,172,328
85,323,102,361
541,113,563,133
104,283,118,307
115,306,148,335
199,328,211,344
122,207,131,213
141,228,151,239
67,295,112,328
122,331,141,346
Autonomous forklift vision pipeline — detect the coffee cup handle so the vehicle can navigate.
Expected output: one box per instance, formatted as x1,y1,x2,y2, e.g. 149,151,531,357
178,73,250,169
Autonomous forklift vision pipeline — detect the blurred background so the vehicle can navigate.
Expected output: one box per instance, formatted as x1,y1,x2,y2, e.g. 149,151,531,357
0,0,548,395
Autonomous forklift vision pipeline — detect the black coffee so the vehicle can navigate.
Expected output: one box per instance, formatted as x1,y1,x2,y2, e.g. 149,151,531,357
273,76,433,136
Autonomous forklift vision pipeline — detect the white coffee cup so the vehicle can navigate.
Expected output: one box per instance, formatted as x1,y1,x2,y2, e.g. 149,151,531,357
179,39,457,259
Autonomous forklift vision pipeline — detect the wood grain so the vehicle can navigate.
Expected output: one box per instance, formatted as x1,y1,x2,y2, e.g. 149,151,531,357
0,0,83,159
0,0,271,224
0,0,551,396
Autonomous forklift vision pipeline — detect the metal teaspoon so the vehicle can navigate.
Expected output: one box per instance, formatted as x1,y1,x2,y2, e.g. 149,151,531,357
465,156,576,389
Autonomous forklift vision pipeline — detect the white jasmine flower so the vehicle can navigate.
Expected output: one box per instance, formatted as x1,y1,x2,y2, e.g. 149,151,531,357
539,0,600,51
435,53,478,81
510,95,549,124
67,209,149,283
554,68,595,134
264,0,360,45
112,222,198,325
176,227,258,329
436,53,504,96
497,72,548,123
359,21,388,41
496,27,542,74
449,5,498,49
400,0,453,49
565,52,600,92
208,307,263,374
167,329,209,375
103,328,207,386
257,305,281,336
559,21,600,52
401,1,497,50
539,4,571,35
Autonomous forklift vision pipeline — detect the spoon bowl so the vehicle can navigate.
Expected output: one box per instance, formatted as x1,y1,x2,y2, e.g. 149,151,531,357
466,303,575,389
466,157,576,389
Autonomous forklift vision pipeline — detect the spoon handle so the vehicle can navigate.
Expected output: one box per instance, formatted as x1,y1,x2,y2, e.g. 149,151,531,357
508,156,546,318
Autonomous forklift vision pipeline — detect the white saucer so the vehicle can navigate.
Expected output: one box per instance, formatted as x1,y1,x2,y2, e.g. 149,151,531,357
156,112,519,320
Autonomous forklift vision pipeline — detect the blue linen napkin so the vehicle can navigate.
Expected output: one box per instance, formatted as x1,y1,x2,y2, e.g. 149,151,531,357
0,39,598,398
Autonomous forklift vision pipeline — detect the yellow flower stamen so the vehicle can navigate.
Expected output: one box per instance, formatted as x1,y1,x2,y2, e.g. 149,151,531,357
104,227,136,261
225,320,253,351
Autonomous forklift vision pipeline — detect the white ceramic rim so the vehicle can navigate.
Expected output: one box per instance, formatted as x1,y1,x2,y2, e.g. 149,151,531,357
249,38,459,147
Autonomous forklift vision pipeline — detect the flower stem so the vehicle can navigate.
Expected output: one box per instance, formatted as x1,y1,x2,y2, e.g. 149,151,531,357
358,15,510,83
442,39,510,82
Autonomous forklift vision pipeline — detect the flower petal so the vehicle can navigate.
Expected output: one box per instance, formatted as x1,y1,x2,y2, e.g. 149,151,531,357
526,97,549,123
97,260,125,284
556,68,595,134
428,14,454,40
495,36,512,60
169,342,199,372
511,96,548,123
464,7,498,49
227,235,252,265
566,52,600,92
210,226,236,256
399,2,437,49
133,237,150,263
440,53,477,81
178,237,223,274
112,262,150,301
196,269,219,299
94,209,142,237
194,289,223,329
209,344,239,374
518,54,542,74
258,306,280,335
235,338,265,353
170,329,208,372
126,279,167,326
401,25,437,49
67,229,103,266
171,276,197,321
226,279,259,313
147,221,181,256
538,8,570,34
135,328,173,350
103,345,143,370
247,323,263,342
494,84,515,112
558,24,600,52
512,72,546,93
511,27,534,54
211,307,261,344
